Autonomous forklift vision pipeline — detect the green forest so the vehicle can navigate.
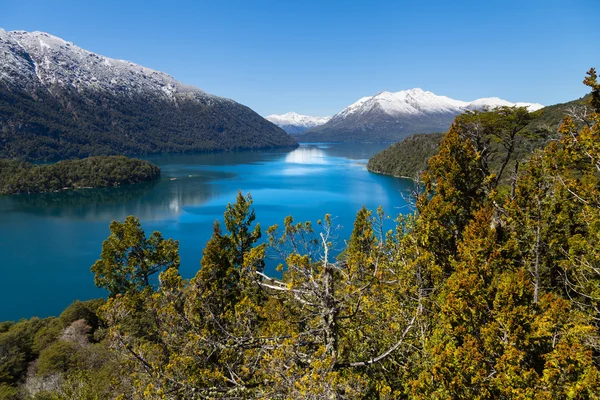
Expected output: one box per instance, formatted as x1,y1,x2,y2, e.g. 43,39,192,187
0,86,297,162
367,132,445,179
0,156,160,195
2,70,600,399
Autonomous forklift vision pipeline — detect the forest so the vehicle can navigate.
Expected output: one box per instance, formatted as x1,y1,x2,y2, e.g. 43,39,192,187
1,69,600,399
0,156,160,195
367,132,445,179
0,86,297,162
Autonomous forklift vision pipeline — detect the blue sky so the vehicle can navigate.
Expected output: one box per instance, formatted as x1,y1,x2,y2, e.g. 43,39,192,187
2,0,598,116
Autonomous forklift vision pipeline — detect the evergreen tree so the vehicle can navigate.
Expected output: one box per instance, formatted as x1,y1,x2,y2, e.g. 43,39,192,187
417,122,487,278
91,216,180,296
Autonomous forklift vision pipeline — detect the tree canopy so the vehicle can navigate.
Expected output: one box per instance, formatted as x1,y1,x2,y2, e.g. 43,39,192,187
0,155,160,195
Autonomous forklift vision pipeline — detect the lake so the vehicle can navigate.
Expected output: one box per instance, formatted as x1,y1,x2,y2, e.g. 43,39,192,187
0,143,413,321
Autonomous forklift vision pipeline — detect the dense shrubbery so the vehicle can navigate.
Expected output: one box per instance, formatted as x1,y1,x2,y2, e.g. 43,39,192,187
2,71,600,399
0,155,160,195
0,300,112,399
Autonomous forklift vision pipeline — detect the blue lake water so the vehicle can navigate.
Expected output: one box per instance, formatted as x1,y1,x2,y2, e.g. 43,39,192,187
0,143,413,321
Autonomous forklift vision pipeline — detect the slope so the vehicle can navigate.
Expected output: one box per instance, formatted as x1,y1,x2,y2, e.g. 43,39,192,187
0,29,297,161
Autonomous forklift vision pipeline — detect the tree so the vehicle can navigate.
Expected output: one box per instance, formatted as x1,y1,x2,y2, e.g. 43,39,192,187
453,106,538,188
504,153,558,303
255,209,422,398
416,122,487,275
583,67,600,113
91,216,180,296
411,206,599,399
192,191,265,313
540,69,600,329
98,192,269,399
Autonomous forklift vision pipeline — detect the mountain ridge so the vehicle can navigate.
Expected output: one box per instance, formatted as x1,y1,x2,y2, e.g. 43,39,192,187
265,112,331,134
298,88,543,143
366,94,591,179
0,29,297,161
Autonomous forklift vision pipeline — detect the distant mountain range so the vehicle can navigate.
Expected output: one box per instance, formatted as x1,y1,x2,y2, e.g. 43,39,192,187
0,29,297,161
296,88,544,143
265,112,331,134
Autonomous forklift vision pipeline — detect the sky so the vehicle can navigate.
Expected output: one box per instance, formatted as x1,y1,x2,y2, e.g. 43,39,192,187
1,0,599,116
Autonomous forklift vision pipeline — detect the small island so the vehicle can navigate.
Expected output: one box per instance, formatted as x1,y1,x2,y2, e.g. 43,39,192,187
0,156,161,195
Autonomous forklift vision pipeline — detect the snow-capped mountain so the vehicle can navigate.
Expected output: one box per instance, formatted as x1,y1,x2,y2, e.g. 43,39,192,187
265,112,331,134
1,29,202,99
299,88,544,143
0,29,296,160
465,97,544,111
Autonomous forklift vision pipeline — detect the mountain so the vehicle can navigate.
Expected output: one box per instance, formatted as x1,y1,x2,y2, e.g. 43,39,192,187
265,112,331,134
366,95,590,179
297,88,543,143
0,29,297,161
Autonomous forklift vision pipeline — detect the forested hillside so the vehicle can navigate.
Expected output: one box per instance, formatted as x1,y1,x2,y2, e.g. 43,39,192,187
367,95,591,179
0,29,297,161
0,156,160,194
367,132,444,178
2,70,600,399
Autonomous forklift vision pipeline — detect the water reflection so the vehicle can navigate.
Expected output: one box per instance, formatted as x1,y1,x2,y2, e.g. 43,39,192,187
302,142,392,161
0,181,157,211
145,149,288,168
284,146,328,164
0,177,223,221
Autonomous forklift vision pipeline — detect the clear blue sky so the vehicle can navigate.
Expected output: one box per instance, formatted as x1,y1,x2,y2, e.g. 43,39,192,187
2,0,598,116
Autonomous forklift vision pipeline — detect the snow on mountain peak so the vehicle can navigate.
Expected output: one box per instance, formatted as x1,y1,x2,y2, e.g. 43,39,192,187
332,89,543,121
1,29,217,103
265,112,331,134
514,102,545,111
266,112,330,127
466,97,544,111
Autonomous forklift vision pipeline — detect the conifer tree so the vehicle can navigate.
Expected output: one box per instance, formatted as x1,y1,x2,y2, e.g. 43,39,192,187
99,192,269,399
416,123,487,277
91,216,180,296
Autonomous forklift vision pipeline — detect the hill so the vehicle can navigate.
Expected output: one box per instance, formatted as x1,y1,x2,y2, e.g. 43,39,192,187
367,133,444,178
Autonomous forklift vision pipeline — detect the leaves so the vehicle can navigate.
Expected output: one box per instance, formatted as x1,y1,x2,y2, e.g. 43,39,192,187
91,216,180,297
